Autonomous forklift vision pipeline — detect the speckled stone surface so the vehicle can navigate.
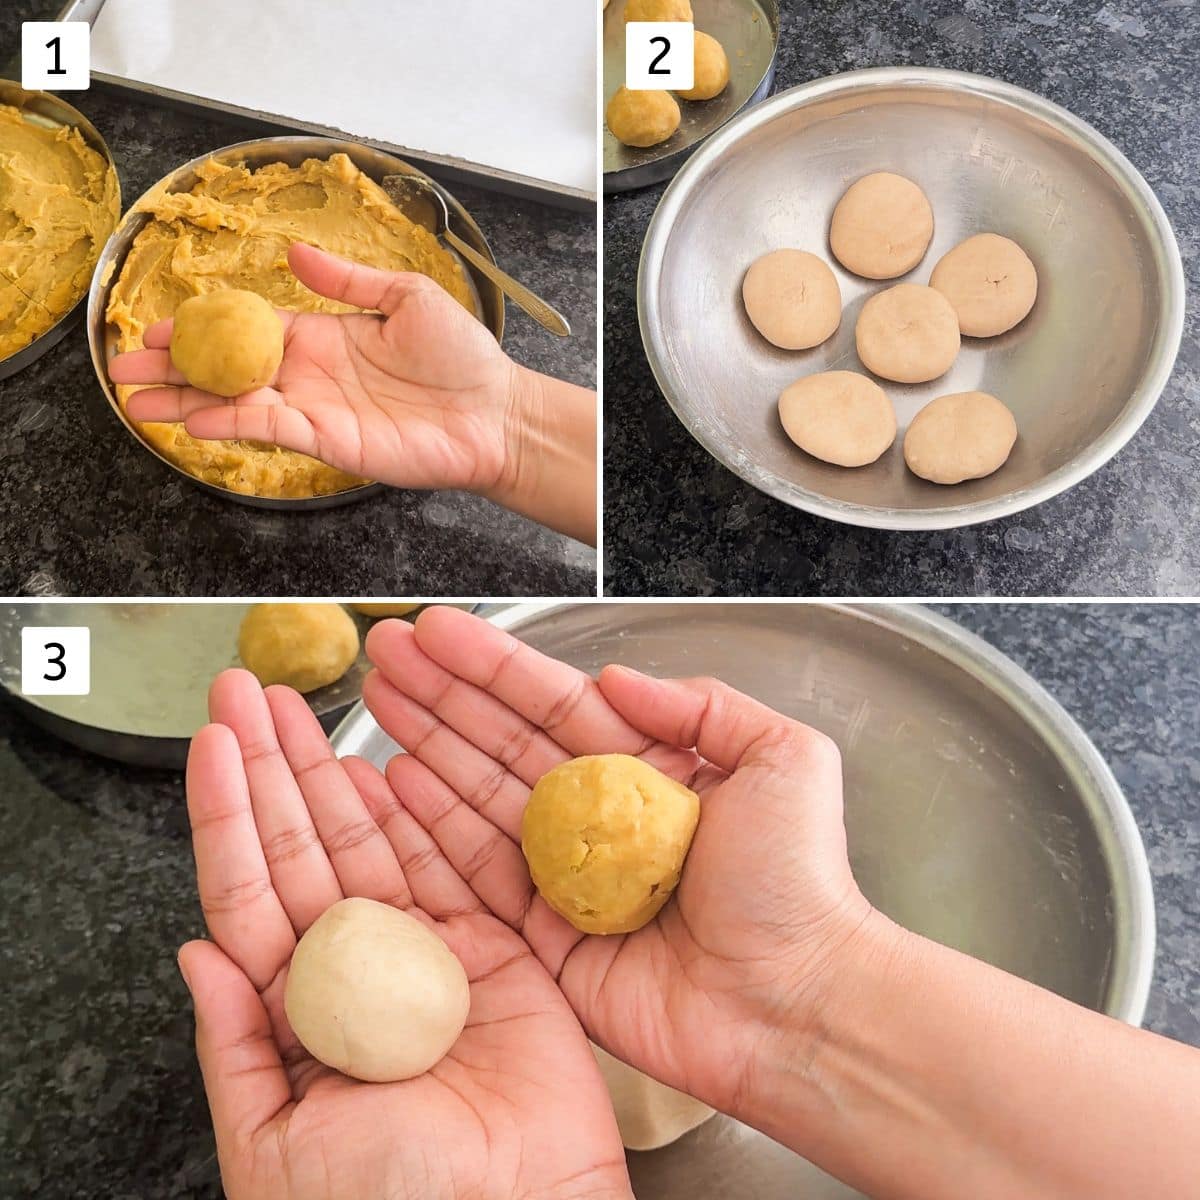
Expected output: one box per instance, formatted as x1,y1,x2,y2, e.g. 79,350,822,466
0,4,596,597
0,602,1196,1196
604,0,1199,596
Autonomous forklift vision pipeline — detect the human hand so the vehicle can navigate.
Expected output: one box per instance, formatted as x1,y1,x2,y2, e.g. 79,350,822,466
360,607,876,1120
182,668,630,1200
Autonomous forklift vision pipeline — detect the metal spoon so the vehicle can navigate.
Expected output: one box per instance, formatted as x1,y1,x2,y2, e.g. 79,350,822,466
382,174,571,337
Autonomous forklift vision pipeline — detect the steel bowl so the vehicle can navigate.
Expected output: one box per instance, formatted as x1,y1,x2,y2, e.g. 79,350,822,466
0,80,120,381
603,0,779,192
87,136,504,510
331,600,1155,1200
639,68,1186,529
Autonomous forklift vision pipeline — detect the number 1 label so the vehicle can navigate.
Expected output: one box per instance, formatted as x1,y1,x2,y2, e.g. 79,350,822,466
20,627,90,696
21,21,90,91
626,22,695,92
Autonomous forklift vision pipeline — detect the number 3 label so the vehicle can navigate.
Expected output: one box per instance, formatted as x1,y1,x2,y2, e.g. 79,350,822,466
20,627,90,696
21,21,91,91
625,21,695,92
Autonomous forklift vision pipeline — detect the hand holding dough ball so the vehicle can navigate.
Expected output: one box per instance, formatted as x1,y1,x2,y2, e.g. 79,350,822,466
779,371,896,467
930,233,1038,337
624,0,692,19
855,284,960,383
678,31,729,101
284,898,470,1083
742,249,842,350
593,1045,715,1150
830,173,935,280
169,289,283,397
904,391,1017,484
606,87,681,148
521,754,700,935
237,603,359,693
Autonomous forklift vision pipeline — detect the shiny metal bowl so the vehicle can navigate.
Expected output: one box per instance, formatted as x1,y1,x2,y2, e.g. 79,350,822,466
639,68,1186,529
0,80,120,381
87,136,504,510
331,600,1155,1200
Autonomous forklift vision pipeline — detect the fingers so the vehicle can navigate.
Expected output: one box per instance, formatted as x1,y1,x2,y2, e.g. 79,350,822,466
208,669,342,936
340,757,416,911
598,667,842,779
186,723,296,991
142,318,174,349
365,618,566,789
184,403,318,454
107,347,187,386
125,385,284,424
412,607,653,757
264,687,410,908
287,242,432,316
179,940,292,1151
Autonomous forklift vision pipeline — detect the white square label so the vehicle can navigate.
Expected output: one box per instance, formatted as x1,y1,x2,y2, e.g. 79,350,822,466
21,627,90,696
22,21,90,91
626,21,694,91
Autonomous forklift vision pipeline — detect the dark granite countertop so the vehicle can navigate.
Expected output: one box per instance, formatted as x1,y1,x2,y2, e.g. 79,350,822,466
604,0,1200,596
0,3,596,597
0,601,1196,1196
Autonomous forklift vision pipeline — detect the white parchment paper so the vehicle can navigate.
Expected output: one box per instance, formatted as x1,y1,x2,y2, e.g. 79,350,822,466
89,0,597,197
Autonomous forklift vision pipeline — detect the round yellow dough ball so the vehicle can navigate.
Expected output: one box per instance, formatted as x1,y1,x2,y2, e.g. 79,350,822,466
237,603,360,694
606,87,681,148
169,289,284,397
930,233,1039,337
830,172,935,280
855,283,961,384
779,371,896,467
350,603,421,618
522,754,700,934
904,391,1018,484
742,249,842,350
677,31,729,101
284,898,470,1083
624,0,692,20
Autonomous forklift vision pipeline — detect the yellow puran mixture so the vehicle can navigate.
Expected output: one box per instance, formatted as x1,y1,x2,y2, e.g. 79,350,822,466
107,153,476,498
0,104,119,359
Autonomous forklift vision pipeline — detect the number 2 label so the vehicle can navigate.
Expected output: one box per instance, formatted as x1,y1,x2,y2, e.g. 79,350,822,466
625,21,695,92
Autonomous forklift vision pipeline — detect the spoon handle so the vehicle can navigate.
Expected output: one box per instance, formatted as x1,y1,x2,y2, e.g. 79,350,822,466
443,229,571,337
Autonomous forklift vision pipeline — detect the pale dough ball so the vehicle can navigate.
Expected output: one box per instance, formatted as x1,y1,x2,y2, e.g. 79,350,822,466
930,233,1038,337
779,371,896,467
830,173,935,280
593,1045,715,1150
742,249,842,350
904,391,1018,484
625,0,692,20
677,31,729,101
169,289,283,397
522,754,700,935
284,898,470,1083
855,284,960,384
237,603,359,694
606,87,681,148
350,603,421,618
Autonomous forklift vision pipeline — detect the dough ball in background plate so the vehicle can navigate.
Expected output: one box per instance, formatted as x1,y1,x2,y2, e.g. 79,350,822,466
677,31,730,101
855,283,960,384
778,371,896,467
169,289,284,397
237,602,360,693
284,898,470,1083
930,233,1039,337
593,1045,715,1150
351,603,422,618
742,249,842,350
904,390,1018,484
624,0,692,19
830,172,935,280
607,87,681,148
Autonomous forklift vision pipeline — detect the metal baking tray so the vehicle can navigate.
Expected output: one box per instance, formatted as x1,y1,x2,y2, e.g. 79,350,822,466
331,600,1155,1200
0,80,120,381
57,0,594,209
603,0,779,193
87,136,503,510
0,602,447,770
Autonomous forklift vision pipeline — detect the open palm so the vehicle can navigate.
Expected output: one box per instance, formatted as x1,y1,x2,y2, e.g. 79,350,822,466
183,668,629,1200
360,608,873,1116
110,243,516,493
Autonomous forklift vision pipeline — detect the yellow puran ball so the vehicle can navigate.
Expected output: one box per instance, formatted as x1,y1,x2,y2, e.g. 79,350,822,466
677,31,729,101
522,754,701,934
624,0,692,21
169,289,283,397
606,87,681,148
237,603,359,694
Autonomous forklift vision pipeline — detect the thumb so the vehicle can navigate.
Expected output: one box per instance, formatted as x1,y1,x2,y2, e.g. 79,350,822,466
179,940,292,1151
287,242,432,316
